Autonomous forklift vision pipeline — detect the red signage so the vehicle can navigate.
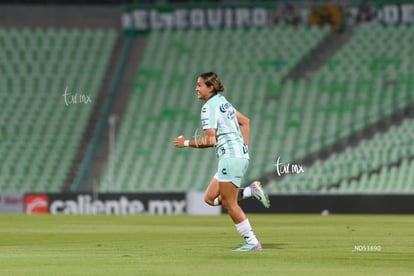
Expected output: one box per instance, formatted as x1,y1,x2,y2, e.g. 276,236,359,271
24,194,49,214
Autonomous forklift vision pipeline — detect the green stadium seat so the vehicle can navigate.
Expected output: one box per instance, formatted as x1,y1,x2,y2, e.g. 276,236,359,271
100,27,328,191
0,27,117,193
96,24,414,194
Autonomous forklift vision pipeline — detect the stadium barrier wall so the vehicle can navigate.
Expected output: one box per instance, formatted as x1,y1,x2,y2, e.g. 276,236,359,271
23,193,221,215
20,193,414,215
238,194,414,214
0,193,23,213
186,192,221,216
24,193,187,215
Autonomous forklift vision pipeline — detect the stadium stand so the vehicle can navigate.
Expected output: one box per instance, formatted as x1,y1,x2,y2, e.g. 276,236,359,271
99,25,331,192
0,28,117,192
2,11,412,196
100,24,414,194
267,118,414,193
264,24,414,193
340,158,414,193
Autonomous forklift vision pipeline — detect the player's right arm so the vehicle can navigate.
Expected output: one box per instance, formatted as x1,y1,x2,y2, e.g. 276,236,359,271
174,102,217,148
174,128,216,148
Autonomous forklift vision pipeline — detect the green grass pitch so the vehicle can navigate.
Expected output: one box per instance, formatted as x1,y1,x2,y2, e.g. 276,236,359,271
0,214,413,275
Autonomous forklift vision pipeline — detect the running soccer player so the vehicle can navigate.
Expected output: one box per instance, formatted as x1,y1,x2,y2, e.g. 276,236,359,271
174,72,270,251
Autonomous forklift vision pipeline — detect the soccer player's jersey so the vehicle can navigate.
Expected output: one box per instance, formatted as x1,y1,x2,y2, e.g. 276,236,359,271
201,93,249,160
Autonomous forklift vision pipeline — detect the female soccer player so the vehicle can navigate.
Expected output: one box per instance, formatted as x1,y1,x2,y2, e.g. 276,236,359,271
174,72,270,251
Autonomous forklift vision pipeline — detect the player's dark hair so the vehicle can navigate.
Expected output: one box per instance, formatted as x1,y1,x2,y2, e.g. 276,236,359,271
199,72,225,93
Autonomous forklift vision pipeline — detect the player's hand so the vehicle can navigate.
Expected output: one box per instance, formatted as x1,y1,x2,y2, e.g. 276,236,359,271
174,135,186,148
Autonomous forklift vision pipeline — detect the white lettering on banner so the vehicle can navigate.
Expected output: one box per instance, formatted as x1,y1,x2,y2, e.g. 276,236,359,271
175,9,187,29
132,10,147,30
150,10,164,30
190,9,205,28
49,195,186,215
122,13,132,29
148,200,186,214
235,8,250,28
401,4,414,23
123,8,271,31
207,9,222,28
224,8,233,28
252,8,267,27
382,5,399,24
162,12,174,28
122,4,414,31
378,4,414,24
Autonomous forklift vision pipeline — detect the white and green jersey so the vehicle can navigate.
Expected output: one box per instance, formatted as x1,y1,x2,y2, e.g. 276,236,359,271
201,94,249,160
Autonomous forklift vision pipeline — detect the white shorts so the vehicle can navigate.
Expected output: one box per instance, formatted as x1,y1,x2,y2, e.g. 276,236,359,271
214,158,249,188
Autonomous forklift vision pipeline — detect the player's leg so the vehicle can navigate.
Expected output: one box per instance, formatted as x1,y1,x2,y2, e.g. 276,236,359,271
206,176,270,208
217,158,262,251
219,181,262,251
219,181,246,223
204,177,221,206
239,181,271,208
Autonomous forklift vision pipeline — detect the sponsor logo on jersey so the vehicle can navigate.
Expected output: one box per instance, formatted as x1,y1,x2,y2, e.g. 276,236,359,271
219,102,231,113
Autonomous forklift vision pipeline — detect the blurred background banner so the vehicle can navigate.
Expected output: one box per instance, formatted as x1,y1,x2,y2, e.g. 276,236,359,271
122,1,414,33
24,193,187,215
122,3,273,32
0,193,23,213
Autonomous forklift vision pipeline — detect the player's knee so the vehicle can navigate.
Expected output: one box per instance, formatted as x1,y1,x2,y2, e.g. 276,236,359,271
204,195,215,206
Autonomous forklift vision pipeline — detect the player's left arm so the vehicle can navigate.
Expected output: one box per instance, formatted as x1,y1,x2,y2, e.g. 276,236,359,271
174,128,216,148
236,110,250,146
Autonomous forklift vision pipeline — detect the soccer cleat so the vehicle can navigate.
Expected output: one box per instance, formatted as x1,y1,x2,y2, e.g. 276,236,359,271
249,181,271,208
233,243,262,252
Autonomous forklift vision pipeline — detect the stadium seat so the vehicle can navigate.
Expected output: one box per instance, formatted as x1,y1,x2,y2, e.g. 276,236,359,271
97,24,414,194
0,28,117,192
99,25,331,192
267,118,414,194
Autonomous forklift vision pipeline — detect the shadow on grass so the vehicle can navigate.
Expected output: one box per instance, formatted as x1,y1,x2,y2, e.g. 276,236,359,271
261,243,287,250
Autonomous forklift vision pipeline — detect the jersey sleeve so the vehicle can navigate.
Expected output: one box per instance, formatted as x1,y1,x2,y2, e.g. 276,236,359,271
201,102,217,130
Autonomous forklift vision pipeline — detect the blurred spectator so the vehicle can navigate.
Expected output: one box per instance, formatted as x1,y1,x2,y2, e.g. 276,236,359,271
355,1,376,25
272,3,302,27
308,2,344,33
